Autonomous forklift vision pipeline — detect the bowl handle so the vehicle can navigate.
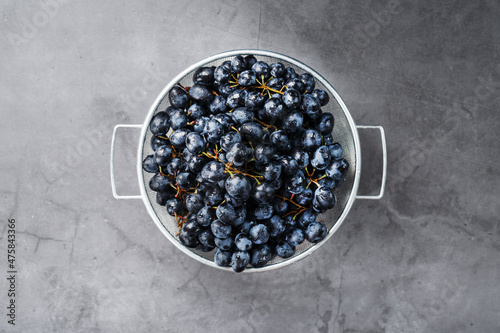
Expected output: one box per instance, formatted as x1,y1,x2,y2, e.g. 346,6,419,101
110,124,143,200
355,125,387,200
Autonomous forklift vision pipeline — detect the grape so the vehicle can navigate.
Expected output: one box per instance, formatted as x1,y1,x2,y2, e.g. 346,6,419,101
249,224,269,245
217,84,237,97
286,78,305,93
205,185,224,206
166,158,183,176
298,208,318,229
231,251,250,272
253,143,275,165
169,129,190,149
270,130,291,153
276,241,295,258
166,198,186,216
305,222,327,243
156,189,176,206
197,206,215,227
300,94,321,114
317,112,334,134
149,112,170,134
226,142,252,167
269,62,285,78
185,132,206,155
149,173,172,192
169,109,188,130
267,77,285,91
263,97,286,121
282,111,303,132
211,219,232,239
225,174,252,201
253,182,276,203
233,206,247,226
230,55,247,74
189,84,214,104
235,233,253,251
212,113,233,132
227,90,247,109
244,91,265,111
291,149,309,169
176,172,196,190
220,131,242,151
198,229,216,247
187,103,207,119
311,146,333,170
239,122,264,143
182,218,200,238
318,177,336,189
284,67,298,80
209,95,228,114
302,129,322,151
251,61,271,80
311,89,329,106
204,118,224,143
187,155,205,173
312,187,336,213
262,161,282,182
214,248,232,267
216,203,237,226
193,66,215,85
250,244,272,267
299,73,316,93
244,55,257,68
191,116,208,133
328,143,343,159
273,197,288,215
214,65,231,84
201,161,226,182
238,70,257,86
169,86,189,109
279,156,299,175
151,135,169,151
282,89,301,109
215,236,234,251
286,228,305,247
295,187,313,206
230,107,254,126
325,158,349,180
185,193,204,213
179,232,199,248
285,170,307,194
268,215,286,238
142,154,158,173
253,204,273,220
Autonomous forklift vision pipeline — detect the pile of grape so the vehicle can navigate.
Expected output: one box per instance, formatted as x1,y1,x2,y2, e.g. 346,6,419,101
143,54,349,272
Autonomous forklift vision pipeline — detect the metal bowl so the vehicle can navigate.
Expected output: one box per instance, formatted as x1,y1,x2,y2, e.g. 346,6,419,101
111,49,387,272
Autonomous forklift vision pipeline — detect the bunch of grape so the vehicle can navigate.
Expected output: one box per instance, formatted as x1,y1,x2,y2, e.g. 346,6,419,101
143,54,349,272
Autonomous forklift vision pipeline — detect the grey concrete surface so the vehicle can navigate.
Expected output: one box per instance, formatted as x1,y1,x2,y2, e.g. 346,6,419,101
1,0,499,332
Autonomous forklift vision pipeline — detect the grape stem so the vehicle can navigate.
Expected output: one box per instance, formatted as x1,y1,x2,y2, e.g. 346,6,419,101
275,195,305,210
175,212,186,230
201,151,263,184
253,118,277,131
305,174,327,189
252,77,285,95
283,207,306,220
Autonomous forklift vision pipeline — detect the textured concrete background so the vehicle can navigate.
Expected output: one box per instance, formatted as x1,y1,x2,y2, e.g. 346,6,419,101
1,0,499,332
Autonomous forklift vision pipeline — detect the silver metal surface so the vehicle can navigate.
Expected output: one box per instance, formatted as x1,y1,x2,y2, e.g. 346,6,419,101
355,126,387,200
110,124,142,200
111,49,386,272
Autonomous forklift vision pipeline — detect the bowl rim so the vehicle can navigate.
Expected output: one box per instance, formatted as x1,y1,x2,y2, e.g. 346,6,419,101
135,49,362,272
